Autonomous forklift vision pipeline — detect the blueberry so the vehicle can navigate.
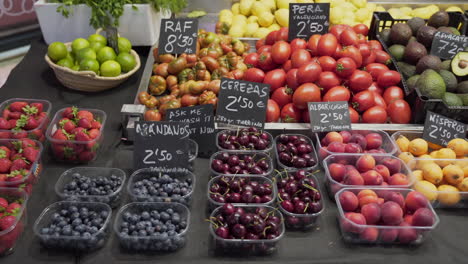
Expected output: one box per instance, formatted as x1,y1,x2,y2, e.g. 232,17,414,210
141,211,150,220
100,211,109,219
160,212,170,221
72,218,82,226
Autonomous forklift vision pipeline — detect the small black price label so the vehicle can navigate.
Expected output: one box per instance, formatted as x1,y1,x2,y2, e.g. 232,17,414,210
166,104,216,153
216,78,270,129
158,18,198,55
430,32,468,60
288,3,330,41
308,101,351,132
422,111,467,146
134,121,190,171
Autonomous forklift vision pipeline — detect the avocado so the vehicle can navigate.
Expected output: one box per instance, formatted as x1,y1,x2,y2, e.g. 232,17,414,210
440,60,452,71
389,44,406,61
457,94,468,106
437,27,454,35
397,62,416,79
416,55,442,74
457,81,468,93
449,27,461,35
416,69,446,99
443,92,463,106
407,74,420,92
428,11,450,28
451,52,468,77
438,69,458,92
417,26,438,48
380,28,391,44
407,17,426,36
408,36,418,43
390,23,413,45
403,41,427,64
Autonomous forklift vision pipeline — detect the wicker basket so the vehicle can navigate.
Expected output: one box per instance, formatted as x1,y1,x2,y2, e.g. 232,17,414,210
45,42,141,92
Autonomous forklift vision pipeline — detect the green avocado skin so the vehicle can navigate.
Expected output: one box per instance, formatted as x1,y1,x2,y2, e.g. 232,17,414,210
416,69,446,99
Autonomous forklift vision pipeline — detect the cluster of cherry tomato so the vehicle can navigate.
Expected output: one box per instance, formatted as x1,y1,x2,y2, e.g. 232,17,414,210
138,30,249,121
242,25,412,124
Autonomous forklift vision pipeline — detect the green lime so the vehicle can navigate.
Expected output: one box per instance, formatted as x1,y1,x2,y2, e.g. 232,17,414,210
76,48,96,62
100,60,121,77
88,34,107,45
65,52,75,63
79,58,100,74
57,58,74,69
47,42,68,62
116,52,136,72
118,37,132,53
89,41,105,53
96,47,117,64
72,38,90,54
72,65,80,71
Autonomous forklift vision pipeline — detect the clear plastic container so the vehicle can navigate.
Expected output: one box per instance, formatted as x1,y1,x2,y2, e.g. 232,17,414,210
0,98,52,143
187,139,198,172
315,130,398,162
55,167,126,208
207,175,277,211
274,173,324,230
335,187,439,245
274,134,319,171
33,201,112,251
0,188,28,256
46,107,107,163
210,151,274,177
209,204,285,255
408,158,468,208
127,168,195,205
0,139,43,190
113,202,190,252
323,153,414,197
216,129,274,153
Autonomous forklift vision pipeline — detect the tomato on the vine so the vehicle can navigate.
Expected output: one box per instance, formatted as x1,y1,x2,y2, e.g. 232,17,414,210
317,71,341,92
281,103,302,123
377,70,401,88
362,106,387,123
318,56,337,72
264,69,286,93
243,68,265,83
383,86,404,105
323,86,351,102
292,83,321,110
266,99,280,122
271,41,291,65
271,86,293,108
387,99,411,124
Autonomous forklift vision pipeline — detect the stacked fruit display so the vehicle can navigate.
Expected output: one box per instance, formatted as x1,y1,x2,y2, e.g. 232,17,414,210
139,30,249,121
47,34,137,77
248,25,411,123
337,188,438,244
217,128,273,151
0,193,25,255
275,134,317,169
381,11,468,107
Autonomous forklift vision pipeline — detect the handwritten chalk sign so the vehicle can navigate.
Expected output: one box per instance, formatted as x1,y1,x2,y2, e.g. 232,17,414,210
216,78,270,129
134,121,190,170
430,32,468,60
158,18,198,54
289,3,330,41
166,104,216,153
422,111,467,146
308,101,351,132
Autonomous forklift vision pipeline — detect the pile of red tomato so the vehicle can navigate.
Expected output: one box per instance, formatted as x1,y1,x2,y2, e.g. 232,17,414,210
242,25,412,124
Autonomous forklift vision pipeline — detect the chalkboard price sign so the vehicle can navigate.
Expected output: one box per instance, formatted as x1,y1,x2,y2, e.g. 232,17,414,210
158,18,198,55
308,101,351,132
288,3,330,41
430,32,468,60
166,104,216,153
422,111,467,147
216,78,270,129
134,121,190,171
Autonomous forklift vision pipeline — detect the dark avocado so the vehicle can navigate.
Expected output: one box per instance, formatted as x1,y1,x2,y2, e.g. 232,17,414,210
456,81,468,93
380,28,391,44
403,41,427,64
390,23,413,45
437,27,454,35
428,11,450,28
389,44,405,61
407,17,425,36
397,62,416,79
417,25,438,48
438,69,458,92
416,55,442,74
407,74,420,92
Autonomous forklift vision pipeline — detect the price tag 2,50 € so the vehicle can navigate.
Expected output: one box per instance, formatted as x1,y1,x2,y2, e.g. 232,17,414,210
288,3,330,41
308,101,351,132
422,111,467,147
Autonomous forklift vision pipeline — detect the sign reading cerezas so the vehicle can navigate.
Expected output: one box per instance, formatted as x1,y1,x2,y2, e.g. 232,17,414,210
422,111,467,147
134,121,190,171
158,18,198,54
308,101,351,132
288,3,330,41
216,78,270,129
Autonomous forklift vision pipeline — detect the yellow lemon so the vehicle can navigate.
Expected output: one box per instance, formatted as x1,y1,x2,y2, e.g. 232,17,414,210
422,163,443,185
239,0,255,16
252,1,268,17
258,11,275,27
447,138,468,157
457,178,468,192
355,8,369,22
414,180,438,201
247,16,259,24
232,15,247,27
231,3,240,15
388,8,403,19
395,135,410,152
409,138,428,156
330,0,346,8
253,27,270,38
413,170,424,181
435,148,457,167
437,185,461,206
342,2,358,12
275,8,289,27
245,23,259,37
366,3,377,12
260,0,276,12
228,26,245,38
330,7,345,25
399,152,415,165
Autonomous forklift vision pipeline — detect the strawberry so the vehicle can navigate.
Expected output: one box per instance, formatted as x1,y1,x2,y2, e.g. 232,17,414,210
19,183,32,195
8,111,21,120
52,129,68,141
0,132,11,139
0,146,10,159
6,202,21,214
23,147,39,163
10,154,22,161
36,111,48,124
10,159,28,171
22,105,38,115
0,174,7,187
11,130,27,139
91,120,101,129
59,118,76,133
0,215,16,231
72,143,85,154
38,135,46,142
0,118,10,129
72,127,86,135
62,106,78,119
23,116,39,130
0,158,12,173
8,119,17,128
7,170,27,182
0,197,7,212
78,151,95,162
75,131,91,141
52,145,75,160
2,109,10,120
30,103,44,113
78,118,91,129
9,102,28,112
20,138,36,148
77,110,94,122
28,129,42,140
88,129,100,139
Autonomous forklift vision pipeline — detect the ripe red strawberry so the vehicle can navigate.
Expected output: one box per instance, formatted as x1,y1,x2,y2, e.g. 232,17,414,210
10,159,28,171
59,118,76,133
11,130,27,139
6,202,21,214
0,215,16,231
0,197,8,211
10,154,22,162
72,127,86,135
7,170,26,182
75,131,91,141
0,174,7,187
20,183,32,195
0,146,10,159
0,158,12,173
0,132,11,139
24,117,39,130
52,144,75,160
9,102,28,112
91,120,101,129
28,129,42,140
78,118,91,129
72,143,85,154
77,110,94,122
52,129,68,141
23,147,39,163
22,105,38,115
30,103,44,113
0,118,10,129
88,129,100,139
8,111,21,120
20,138,36,148
78,151,95,162
2,109,10,120
62,106,78,119
36,111,48,124
8,119,17,128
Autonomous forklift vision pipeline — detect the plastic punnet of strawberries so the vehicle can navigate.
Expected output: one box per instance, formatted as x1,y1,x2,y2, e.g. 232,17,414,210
48,107,104,163
0,195,25,255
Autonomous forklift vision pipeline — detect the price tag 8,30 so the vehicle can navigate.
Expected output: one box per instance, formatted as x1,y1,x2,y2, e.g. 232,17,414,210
308,101,351,132
422,111,467,147
158,18,198,55
288,3,330,41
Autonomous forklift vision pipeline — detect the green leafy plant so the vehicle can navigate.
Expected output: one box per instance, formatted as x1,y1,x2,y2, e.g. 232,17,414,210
49,0,187,29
